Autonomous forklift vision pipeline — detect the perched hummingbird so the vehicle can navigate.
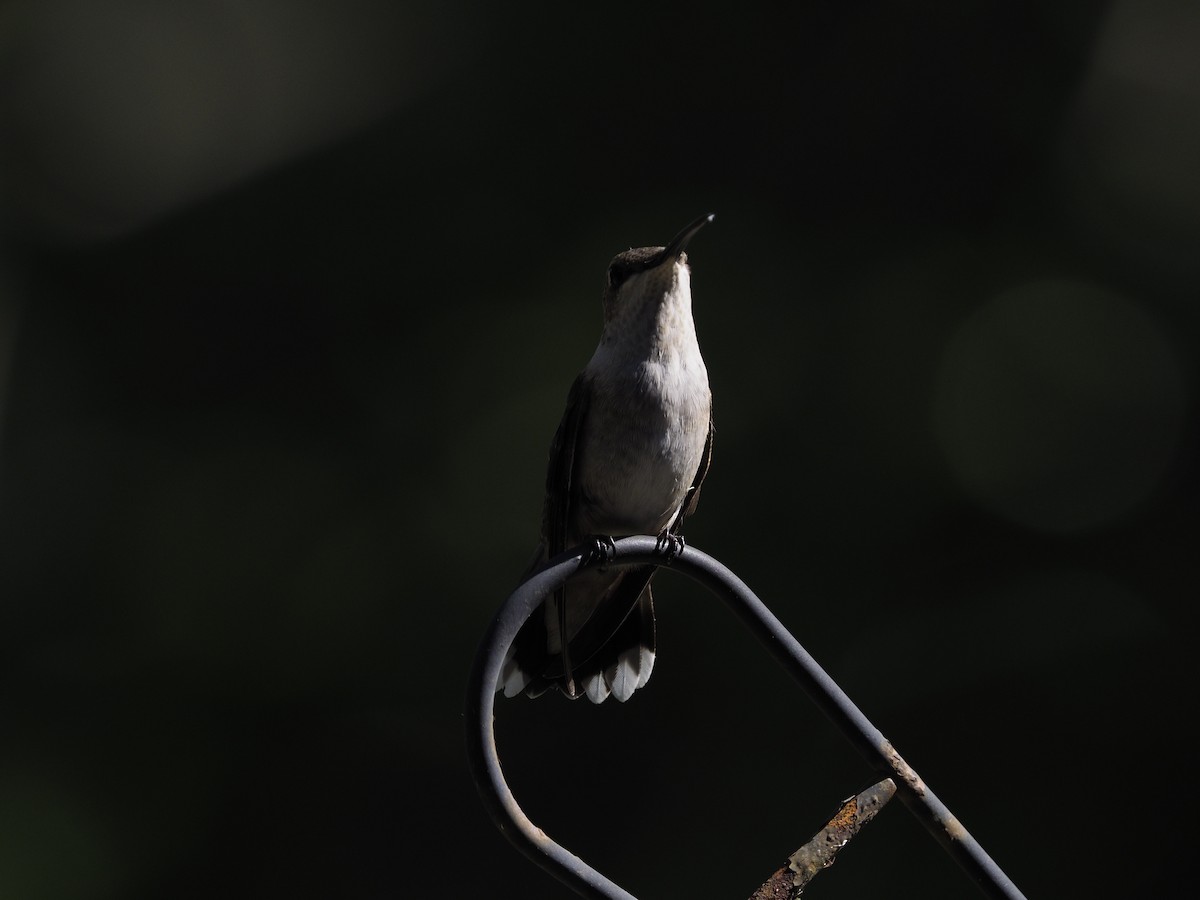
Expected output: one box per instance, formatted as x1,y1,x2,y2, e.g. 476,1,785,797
502,214,715,703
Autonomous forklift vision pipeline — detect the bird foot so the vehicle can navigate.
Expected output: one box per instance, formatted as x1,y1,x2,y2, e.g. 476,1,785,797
585,535,618,568
655,531,686,562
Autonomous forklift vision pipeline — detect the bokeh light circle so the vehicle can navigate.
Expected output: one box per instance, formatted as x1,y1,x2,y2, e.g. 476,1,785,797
933,279,1186,533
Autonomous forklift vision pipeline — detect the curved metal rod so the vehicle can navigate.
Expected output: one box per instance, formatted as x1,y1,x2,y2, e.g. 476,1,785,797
466,536,1026,900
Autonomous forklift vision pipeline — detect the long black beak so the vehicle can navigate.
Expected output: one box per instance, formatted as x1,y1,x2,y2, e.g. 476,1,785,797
652,213,715,266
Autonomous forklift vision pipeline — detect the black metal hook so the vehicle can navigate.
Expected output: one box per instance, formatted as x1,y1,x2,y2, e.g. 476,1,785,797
466,536,1027,899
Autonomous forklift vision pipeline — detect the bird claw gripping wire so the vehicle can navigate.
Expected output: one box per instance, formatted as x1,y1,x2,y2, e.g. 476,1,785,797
584,535,618,568
654,530,686,563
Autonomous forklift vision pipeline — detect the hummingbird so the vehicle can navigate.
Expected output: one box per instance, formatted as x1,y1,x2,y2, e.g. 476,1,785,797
501,214,715,703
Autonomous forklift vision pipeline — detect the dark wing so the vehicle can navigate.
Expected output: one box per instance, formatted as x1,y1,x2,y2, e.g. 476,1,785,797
542,373,590,557
540,566,655,675
542,374,591,696
671,413,714,534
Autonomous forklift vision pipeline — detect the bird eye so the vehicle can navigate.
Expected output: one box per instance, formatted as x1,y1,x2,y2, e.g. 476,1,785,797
607,264,629,289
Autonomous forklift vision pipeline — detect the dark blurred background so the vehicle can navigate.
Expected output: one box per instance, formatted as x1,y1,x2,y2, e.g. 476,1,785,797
0,1,1195,897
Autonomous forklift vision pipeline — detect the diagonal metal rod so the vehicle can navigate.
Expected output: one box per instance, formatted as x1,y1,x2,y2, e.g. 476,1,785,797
466,536,1027,900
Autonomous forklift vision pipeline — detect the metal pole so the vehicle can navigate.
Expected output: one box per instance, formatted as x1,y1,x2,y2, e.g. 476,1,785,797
466,536,1027,900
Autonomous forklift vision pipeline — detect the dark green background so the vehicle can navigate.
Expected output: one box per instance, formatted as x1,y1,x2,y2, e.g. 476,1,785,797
1,2,1194,897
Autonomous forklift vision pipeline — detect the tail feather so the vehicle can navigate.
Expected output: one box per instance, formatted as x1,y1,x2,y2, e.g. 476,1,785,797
502,573,657,703
603,589,655,702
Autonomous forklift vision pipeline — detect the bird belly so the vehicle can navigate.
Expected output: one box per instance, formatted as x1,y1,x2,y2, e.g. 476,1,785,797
575,384,709,539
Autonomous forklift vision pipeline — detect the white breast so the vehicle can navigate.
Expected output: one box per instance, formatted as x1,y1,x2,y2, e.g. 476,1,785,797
576,349,710,538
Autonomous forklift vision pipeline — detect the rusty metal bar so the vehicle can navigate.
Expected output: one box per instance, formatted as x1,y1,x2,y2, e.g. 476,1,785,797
750,777,896,900
465,535,1027,900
